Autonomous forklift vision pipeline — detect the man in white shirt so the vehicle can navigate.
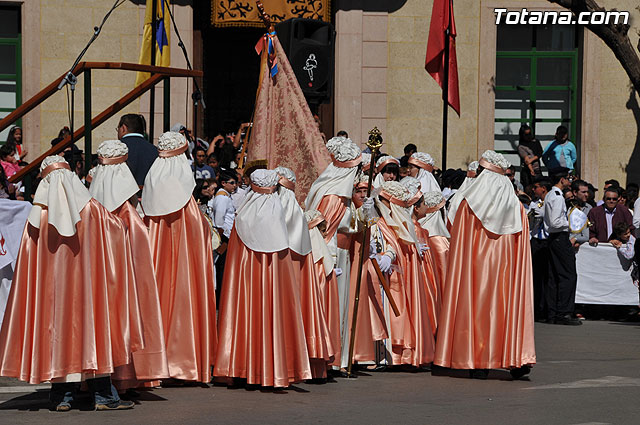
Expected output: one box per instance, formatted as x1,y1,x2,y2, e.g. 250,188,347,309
543,168,581,326
211,170,238,302
570,179,593,249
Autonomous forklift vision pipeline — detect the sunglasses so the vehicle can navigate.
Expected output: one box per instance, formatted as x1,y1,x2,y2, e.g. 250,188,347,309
605,197,619,201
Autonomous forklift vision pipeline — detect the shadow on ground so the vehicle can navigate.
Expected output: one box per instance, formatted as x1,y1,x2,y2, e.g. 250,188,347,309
0,388,167,411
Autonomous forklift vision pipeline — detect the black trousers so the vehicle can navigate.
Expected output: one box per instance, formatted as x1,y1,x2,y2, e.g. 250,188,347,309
530,237,550,320
545,231,577,320
215,249,228,306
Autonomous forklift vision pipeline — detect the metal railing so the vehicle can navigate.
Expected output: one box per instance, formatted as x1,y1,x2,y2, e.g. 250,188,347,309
1,62,202,196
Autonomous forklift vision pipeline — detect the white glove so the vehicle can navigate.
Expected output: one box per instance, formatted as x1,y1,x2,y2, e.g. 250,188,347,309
419,243,430,254
376,254,392,273
363,197,374,210
362,197,376,222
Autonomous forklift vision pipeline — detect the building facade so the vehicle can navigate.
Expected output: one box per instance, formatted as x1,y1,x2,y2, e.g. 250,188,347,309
335,0,640,189
0,0,194,160
2,0,639,191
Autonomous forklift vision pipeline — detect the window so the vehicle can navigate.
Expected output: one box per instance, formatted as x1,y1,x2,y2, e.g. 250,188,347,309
0,5,21,143
494,24,579,176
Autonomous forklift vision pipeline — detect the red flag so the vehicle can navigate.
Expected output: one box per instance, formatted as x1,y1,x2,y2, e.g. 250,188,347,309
425,0,460,116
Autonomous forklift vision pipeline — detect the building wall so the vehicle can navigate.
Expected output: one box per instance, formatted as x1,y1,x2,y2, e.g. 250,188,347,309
339,0,640,191
387,0,479,170
334,9,389,148
9,0,194,161
597,0,640,189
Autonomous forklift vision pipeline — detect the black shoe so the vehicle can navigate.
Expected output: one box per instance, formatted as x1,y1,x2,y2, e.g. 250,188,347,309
554,315,582,326
95,400,135,411
469,369,489,380
509,365,531,380
328,368,352,378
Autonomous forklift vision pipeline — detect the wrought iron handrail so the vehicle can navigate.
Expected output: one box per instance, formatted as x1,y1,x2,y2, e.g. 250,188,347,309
4,62,202,186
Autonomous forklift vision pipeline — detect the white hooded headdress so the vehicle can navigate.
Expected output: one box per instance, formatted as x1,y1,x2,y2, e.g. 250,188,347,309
447,150,522,235
235,169,290,253
419,191,450,238
275,166,312,256
141,131,194,216
89,140,140,212
27,155,92,237
409,152,440,193
373,155,400,189
304,137,362,211
378,180,418,246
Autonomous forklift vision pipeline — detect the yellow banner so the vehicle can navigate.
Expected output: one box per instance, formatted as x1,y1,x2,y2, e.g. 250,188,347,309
211,0,330,27
136,0,171,86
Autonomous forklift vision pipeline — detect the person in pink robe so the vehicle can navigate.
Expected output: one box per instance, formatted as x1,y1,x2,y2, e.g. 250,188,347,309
372,181,436,368
275,166,334,379
141,132,217,384
400,176,440,337
434,151,536,379
214,169,311,388
0,155,141,411
345,175,388,368
305,136,362,371
89,140,169,390
417,189,451,319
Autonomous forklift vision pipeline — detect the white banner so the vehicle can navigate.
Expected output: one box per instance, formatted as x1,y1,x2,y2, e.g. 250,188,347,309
0,199,32,328
575,243,638,305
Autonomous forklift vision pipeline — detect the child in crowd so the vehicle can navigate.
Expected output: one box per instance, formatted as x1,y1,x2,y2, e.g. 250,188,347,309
610,222,635,262
0,144,21,178
0,163,16,199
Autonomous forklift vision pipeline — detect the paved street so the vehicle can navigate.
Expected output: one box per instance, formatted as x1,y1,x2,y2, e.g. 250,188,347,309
0,320,639,424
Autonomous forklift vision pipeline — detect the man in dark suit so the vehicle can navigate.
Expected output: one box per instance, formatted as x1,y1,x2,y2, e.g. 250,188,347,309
588,186,634,244
117,114,158,186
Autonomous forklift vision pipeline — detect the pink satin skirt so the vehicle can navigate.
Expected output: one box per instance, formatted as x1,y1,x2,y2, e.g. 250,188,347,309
392,243,436,367
291,252,333,378
414,221,440,336
214,229,311,387
429,235,450,301
434,201,536,370
314,263,342,365
146,197,217,382
0,200,144,384
420,249,440,337
112,202,169,388
347,232,388,362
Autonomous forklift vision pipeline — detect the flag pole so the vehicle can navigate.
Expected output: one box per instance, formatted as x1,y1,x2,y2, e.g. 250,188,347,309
149,0,157,142
441,0,452,171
